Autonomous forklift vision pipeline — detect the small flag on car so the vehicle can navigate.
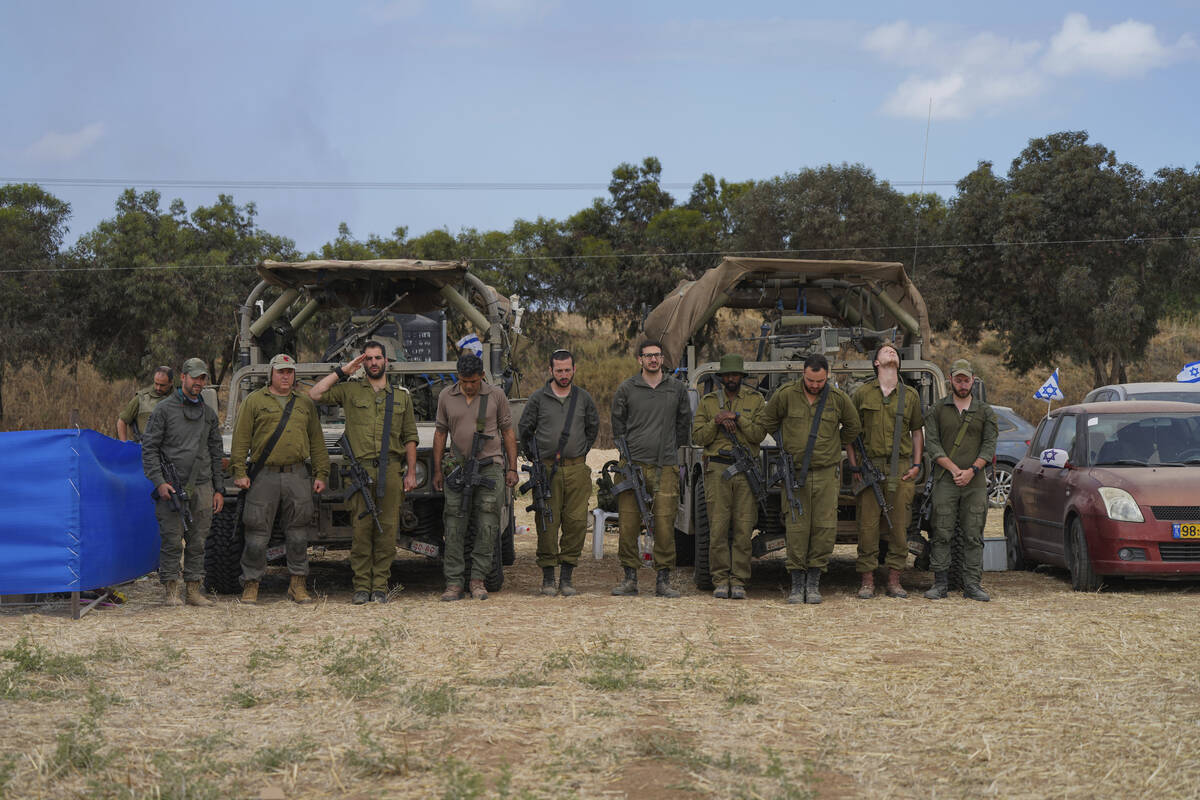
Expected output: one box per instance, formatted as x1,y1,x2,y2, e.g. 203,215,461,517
1034,369,1064,401
1176,360,1200,383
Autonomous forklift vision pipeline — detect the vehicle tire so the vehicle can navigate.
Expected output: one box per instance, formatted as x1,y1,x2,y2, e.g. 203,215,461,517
988,463,1015,509
464,522,504,593
693,472,712,589
501,512,516,567
915,525,965,588
1067,517,1102,592
203,501,243,594
1004,508,1032,570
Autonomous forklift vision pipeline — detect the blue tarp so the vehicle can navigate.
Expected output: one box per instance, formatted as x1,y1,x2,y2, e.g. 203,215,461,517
0,429,158,593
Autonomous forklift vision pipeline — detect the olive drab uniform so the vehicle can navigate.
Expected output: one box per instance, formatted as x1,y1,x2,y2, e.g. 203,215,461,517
692,385,765,590
316,380,419,595
120,387,169,442
229,388,330,583
923,395,999,587
853,378,924,573
754,381,860,573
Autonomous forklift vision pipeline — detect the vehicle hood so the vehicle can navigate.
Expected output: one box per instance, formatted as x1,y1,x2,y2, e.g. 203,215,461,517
1087,465,1200,503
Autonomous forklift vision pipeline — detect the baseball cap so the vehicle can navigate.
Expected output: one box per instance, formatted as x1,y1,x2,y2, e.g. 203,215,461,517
181,357,208,378
269,353,297,371
950,359,973,377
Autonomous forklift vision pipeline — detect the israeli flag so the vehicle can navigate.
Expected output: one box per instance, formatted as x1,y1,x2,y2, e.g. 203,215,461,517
1176,360,1200,383
1034,369,1064,401
456,333,484,358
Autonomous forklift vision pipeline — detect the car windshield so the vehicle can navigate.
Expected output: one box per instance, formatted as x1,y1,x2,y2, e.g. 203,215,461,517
1127,391,1200,404
1086,412,1200,466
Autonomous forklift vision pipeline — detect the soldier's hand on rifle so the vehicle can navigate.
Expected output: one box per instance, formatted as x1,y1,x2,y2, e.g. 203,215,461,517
156,483,175,500
902,464,920,482
234,476,251,490
714,410,738,433
213,492,225,513
313,478,326,494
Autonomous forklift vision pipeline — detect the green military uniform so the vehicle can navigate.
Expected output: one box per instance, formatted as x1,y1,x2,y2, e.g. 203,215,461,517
924,394,998,587
120,387,169,442
517,381,600,569
853,378,924,573
436,382,513,587
230,387,330,582
755,382,860,572
141,390,225,583
692,384,765,589
316,380,419,595
610,374,692,571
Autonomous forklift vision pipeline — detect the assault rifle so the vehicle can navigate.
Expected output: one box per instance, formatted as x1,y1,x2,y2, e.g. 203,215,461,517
917,465,936,526
718,427,768,514
519,436,554,532
767,434,803,522
851,436,893,530
445,427,496,513
611,437,654,537
156,455,194,534
339,434,385,538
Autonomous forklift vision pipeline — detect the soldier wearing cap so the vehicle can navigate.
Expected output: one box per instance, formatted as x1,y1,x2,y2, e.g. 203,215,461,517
922,358,998,601
118,366,173,442
691,354,765,599
309,341,419,605
229,353,330,605
141,358,225,606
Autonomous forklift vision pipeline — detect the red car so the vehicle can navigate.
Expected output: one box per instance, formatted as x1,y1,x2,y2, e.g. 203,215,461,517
1004,401,1200,591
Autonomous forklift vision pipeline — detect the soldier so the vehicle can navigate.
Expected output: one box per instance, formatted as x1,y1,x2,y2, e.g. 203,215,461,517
610,339,692,599
309,341,419,605
851,343,924,599
117,366,173,442
517,349,599,597
431,353,518,602
755,353,861,604
140,358,224,607
229,353,330,605
691,354,765,599
923,359,998,602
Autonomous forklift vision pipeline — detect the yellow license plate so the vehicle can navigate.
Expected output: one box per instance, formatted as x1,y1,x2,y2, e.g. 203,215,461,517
1172,523,1200,539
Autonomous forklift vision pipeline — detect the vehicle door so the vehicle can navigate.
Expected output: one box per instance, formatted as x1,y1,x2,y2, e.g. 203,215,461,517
1021,413,1079,562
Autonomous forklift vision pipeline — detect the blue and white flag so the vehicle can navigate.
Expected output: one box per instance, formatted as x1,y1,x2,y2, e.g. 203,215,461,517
456,333,483,358
1034,369,1064,401
1176,360,1200,383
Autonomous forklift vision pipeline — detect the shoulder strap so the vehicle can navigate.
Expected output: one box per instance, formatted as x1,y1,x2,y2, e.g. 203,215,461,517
888,382,907,481
248,394,297,481
797,384,830,486
948,404,973,459
553,387,580,462
376,388,395,499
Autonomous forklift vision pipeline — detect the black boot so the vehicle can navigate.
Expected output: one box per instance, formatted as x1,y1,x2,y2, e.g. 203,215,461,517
804,567,823,604
787,570,805,604
962,583,991,602
611,566,638,596
924,571,949,599
540,566,557,596
655,569,681,598
558,564,577,597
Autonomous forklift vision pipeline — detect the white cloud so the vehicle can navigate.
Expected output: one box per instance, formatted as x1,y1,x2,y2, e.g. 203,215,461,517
25,122,105,161
1043,12,1196,77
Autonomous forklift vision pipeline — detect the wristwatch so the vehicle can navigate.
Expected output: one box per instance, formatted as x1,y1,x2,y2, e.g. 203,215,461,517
971,464,981,475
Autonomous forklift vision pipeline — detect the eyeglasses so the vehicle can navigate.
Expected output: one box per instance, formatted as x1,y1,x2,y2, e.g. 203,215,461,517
640,352,663,359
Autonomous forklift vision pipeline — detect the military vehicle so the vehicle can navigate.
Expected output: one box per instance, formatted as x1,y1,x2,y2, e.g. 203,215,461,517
641,257,948,588
204,259,524,594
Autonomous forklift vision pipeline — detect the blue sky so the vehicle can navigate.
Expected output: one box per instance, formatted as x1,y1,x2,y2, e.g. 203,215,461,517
3,1,1196,254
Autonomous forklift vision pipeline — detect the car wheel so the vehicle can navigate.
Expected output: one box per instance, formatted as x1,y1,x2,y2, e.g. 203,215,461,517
988,463,1014,508
692,471,712,589
1067,517,1102,592
203,500,244,594
1003,508,1032,570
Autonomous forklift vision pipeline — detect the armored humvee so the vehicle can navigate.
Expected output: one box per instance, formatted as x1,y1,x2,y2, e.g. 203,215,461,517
203,259,524,594
642,257,947,588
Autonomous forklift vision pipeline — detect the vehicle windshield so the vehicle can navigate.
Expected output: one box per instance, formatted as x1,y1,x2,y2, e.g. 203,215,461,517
1086,413,1200,466
1127,391,1200,404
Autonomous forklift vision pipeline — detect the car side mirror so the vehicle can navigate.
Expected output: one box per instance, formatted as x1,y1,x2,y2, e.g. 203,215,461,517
1038,448,1069,469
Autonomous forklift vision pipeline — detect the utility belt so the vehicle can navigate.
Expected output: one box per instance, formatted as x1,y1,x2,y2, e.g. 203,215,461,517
704,454,735,466
260,463,308,475
543,455,587,467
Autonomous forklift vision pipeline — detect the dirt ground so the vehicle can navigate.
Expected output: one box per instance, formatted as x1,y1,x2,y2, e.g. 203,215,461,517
3,481,1199,798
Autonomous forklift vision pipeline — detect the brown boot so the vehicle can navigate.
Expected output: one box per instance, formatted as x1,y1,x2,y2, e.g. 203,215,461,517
857,571,875,599
287,575,313,604
185,581,213,607
240,580,259,605
440,584,463,602
163,579,182,607
885,569,909,599
469,579,488,601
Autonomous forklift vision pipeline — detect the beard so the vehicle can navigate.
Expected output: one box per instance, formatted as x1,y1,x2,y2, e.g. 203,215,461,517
366,363,385,379
554,374,573,388
953,384,972,398
722,377,742,393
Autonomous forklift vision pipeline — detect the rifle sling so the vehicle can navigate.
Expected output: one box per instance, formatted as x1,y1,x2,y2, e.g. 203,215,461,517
549,386,580,482
247,394,297,482
935,404,975,479
796,384,830,487
887,382,906,485
375,388,394,500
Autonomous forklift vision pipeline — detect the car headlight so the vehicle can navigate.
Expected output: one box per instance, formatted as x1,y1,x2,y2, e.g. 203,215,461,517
1098,487,1144,523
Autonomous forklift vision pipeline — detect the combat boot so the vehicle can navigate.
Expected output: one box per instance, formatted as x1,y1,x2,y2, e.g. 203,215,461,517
655,569,680,598
611,567,638,596
469,579,488,601
962,583,991,602
804,567,823,604
857,571,875,599
729,584,746,600
712,583,730,599
240,580,259,605
558,564,577,597
440,584,463,602
163,580,183,607
287,575,313,604
540,566,557,596
924,571,949,600
787,570,805,604
185,581,213,607
885,569,909,599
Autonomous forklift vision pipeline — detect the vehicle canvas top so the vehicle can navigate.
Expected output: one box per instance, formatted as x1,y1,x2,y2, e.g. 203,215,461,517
643,257,932,367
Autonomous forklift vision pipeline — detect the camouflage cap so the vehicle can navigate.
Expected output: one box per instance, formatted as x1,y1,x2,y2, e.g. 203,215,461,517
716,354,746,375
950,358,973,377
181,357,208,378
269,353,297,371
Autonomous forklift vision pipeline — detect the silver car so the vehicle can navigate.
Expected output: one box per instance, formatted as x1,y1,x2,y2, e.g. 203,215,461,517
1083,382,1200,404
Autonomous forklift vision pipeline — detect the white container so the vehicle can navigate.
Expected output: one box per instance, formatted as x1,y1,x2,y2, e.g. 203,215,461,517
982,537,1008,571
